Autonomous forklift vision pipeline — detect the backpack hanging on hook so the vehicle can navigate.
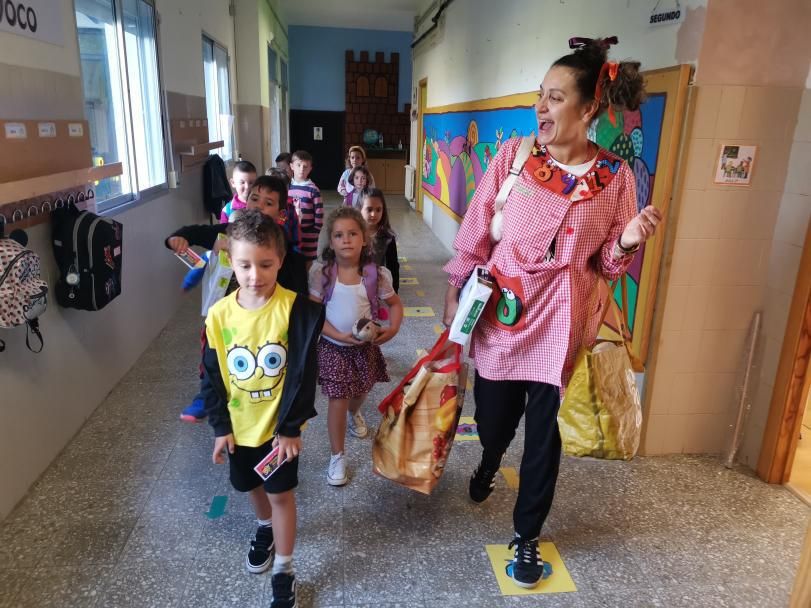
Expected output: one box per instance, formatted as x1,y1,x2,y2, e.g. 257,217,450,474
51,201,123,311
0,228,48,353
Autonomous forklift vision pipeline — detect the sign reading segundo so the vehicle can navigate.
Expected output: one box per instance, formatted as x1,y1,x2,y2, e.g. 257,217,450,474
0,0,64,47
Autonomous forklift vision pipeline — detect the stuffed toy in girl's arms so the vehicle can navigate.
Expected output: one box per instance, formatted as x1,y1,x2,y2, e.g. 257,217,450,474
352,318,381,342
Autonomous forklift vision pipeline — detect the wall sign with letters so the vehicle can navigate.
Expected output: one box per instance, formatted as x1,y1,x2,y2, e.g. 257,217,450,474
647,0,685,27
0,0,64,47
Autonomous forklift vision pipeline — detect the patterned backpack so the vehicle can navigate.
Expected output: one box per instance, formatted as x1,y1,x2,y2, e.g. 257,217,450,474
0,232,48,353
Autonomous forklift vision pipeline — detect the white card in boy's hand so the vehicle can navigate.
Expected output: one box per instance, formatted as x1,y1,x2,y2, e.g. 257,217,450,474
254,444,287,481
174,248,206,269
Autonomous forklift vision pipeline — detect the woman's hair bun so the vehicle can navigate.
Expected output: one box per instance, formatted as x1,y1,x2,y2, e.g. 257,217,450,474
553,36,646,115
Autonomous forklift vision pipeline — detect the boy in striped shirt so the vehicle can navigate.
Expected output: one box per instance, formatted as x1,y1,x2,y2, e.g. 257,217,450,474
288,150,323,263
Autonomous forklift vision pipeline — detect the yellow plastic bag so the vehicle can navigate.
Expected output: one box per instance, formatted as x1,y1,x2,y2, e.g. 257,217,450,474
558,276,642,460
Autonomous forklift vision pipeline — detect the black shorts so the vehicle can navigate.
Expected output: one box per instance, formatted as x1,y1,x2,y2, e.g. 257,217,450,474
228,436,299,494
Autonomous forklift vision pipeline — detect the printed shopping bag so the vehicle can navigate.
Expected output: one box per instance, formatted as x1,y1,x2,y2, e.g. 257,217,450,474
558,275,643,460
372,330,468,494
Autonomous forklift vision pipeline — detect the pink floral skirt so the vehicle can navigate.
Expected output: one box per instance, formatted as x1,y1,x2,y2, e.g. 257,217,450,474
317,339,390,399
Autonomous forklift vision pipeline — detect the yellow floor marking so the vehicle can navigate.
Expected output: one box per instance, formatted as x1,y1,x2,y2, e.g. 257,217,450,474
455,415,478,441
485,542,576,596
398,256,408,262
402,264,413,271
403,306,434,317
433,323,443,335
400,277,419,286
500,467,519,489
415,290,425,297
466,377,473,391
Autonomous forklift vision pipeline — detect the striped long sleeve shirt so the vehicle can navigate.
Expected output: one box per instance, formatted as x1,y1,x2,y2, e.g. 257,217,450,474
288,179,323,261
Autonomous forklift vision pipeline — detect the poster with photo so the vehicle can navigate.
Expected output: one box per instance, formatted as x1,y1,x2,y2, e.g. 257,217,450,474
714,144,757,185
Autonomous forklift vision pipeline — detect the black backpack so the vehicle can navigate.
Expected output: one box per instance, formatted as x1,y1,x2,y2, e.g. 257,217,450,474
51,204,123,310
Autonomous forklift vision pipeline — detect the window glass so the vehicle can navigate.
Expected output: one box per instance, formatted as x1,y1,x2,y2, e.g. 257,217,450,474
203,36,234,160
74,0,167,209
75,0,130,203
123,0,165,189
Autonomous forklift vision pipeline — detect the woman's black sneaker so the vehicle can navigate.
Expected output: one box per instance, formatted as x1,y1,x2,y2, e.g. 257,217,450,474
270,572,297,608
245,524,274,573
506,535,544,588
469,461,499,503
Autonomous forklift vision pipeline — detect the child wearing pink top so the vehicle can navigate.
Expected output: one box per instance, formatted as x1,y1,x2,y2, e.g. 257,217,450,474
219,161,257,223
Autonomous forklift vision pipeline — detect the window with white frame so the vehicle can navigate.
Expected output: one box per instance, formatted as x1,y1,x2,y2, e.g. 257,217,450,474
74,0,166,210
202,36,234,161
267,45,281,162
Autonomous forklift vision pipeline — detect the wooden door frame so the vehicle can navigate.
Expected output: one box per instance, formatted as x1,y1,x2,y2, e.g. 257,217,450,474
416,78,428,214
757,219,811,483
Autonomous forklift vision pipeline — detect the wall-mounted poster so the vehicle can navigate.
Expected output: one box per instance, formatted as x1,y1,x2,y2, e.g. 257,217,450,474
714,144,757,185
420,65,691,363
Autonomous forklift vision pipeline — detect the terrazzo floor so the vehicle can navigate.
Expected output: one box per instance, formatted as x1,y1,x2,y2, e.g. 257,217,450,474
1,194,809,607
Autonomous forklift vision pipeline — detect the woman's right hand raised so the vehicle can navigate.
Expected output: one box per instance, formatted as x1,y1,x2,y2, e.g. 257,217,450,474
442,284,461,327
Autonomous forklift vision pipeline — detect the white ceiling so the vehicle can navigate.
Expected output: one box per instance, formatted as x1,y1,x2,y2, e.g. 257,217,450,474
279,0,426,32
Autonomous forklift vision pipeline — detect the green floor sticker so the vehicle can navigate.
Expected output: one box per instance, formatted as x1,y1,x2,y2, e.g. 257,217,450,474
206,495,228,519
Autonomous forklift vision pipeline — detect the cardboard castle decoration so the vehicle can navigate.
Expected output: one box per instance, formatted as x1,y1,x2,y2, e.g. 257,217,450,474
344,50,411,151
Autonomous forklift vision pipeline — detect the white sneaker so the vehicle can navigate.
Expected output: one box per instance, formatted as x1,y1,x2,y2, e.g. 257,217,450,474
347,411,368,438
327,452,348,486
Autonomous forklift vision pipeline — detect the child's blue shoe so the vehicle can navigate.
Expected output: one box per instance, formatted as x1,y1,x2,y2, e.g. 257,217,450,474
179,399,206,423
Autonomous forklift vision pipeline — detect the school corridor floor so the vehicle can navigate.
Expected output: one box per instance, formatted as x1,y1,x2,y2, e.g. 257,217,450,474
1,194,809,608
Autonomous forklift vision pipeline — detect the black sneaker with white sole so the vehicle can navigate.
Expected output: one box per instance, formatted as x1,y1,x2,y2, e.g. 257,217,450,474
245,524,274,574
506,535,544,588
469,459,500,503
270,571,297,608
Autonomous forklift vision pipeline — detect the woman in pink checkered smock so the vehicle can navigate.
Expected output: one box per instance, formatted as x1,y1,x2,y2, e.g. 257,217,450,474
442,37,662,589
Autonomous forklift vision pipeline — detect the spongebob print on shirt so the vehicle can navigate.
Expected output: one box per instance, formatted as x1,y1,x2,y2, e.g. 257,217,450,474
206,285,297,447
227,341,287,403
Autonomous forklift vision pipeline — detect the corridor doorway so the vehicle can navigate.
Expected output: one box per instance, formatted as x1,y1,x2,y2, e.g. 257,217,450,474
757,220,811,505
416,78,427,214
787,369,811,503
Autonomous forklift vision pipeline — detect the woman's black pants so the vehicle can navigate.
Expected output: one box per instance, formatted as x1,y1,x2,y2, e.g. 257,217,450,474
473,371,562,539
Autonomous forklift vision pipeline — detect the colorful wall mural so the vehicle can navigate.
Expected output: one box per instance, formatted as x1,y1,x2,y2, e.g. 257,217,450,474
590,94,666,343
420,66,690,362
421,102,536,218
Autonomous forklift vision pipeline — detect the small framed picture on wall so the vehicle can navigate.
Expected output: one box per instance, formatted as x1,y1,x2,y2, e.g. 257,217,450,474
714,143,757,185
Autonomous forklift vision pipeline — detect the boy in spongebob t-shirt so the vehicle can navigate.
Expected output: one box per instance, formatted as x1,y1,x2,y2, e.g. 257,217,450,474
200,209,324,608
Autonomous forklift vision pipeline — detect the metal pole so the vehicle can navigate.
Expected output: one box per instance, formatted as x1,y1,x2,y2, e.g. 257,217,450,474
725,311,762,469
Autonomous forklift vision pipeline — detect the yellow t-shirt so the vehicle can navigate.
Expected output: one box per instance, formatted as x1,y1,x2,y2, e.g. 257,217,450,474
205,285,296,447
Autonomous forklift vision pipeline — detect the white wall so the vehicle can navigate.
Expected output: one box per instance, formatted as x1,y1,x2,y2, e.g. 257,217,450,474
0,183,204,519
157,0,236,98
1,0,80,76
410,0,708,246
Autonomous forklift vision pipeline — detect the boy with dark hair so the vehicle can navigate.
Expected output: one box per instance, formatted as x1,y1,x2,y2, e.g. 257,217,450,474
166,176,308,423
288,150,323,264
203,209,324,608
220,160,258,223
275,152,293,180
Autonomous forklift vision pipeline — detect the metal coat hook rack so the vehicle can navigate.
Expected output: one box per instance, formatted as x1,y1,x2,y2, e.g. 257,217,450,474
0,187,96,229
